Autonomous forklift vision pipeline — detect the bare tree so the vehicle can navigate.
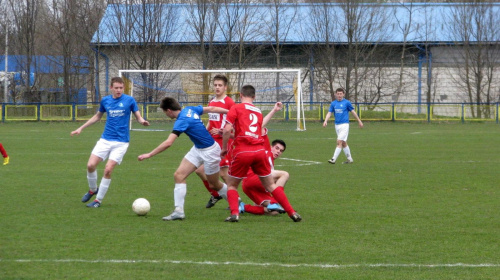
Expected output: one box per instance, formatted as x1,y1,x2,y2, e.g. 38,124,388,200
447,2,500,118
337,0,389,102
8,0,40,102
104,0,182,102
263,0,297,101
305,3,342,102
45,0,105,103
186,0,219,101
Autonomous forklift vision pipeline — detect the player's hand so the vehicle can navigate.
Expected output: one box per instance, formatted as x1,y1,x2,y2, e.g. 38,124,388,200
70,129,81,136
142,120,150,126
220,149,227,157
273,102,283,112
322,121,328,127
138,153,151,161
358,122,364,128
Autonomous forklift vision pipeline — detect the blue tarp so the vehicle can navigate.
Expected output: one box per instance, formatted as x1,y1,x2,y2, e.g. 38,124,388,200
0,55,90,74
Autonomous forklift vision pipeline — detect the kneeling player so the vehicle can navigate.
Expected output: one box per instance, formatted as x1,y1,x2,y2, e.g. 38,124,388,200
240,138,290,216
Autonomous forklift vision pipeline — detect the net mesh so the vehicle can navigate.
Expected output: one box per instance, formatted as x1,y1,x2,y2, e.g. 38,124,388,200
120,69,305,131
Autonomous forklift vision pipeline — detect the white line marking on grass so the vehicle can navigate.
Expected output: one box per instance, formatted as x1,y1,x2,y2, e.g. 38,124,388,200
3,259,499,269
279,157,322,166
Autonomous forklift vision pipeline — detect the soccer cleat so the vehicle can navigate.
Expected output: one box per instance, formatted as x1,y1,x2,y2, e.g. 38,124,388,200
239,201,245,213
81,189,98,203
224,214,239,222
205,195,223,208
289,212,302,222
86,200,101,208
342,160,353,164
3,156,9,165
327,158,335,164
267,203,285,214
162,211,185,221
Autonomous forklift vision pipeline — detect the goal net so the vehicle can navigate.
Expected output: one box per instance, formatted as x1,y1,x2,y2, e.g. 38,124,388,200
118,69,306,131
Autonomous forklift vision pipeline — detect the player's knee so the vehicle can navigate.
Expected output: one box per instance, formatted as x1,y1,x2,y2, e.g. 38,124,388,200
103,167,113,178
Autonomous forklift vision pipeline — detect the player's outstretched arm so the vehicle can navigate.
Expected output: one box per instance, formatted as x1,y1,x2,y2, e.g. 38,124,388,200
133,110,150,127
71,112,103,136
203,106,228,115
262,102,283,128
323,112,332,127
138,133,178,161
221,123,233,157
351,111,363,128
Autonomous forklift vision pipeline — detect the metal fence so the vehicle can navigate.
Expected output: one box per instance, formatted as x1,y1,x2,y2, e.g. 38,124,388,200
1,102,499,123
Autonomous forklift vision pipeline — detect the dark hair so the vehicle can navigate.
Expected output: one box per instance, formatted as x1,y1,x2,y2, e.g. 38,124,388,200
111,77,124,86
213,74,228,85
271,139,286,151
240,85,255,98
160,97,182,111
335,87,345,94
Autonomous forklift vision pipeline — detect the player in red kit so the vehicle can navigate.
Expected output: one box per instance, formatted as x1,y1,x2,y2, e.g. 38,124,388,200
221,85,301,223
194,75,236,208
240,137,290,215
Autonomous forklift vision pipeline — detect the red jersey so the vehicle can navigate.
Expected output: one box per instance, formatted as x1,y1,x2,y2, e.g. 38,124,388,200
207,96,235,140
226,102,264,152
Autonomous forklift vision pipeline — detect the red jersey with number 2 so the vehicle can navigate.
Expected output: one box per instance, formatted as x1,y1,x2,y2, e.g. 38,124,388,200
226,102,264,152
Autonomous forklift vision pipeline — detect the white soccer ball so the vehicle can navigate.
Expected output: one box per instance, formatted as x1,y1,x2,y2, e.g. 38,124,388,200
132,198,150,216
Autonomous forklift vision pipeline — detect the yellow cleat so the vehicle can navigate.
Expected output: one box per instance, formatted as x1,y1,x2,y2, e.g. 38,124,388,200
3,156,9,165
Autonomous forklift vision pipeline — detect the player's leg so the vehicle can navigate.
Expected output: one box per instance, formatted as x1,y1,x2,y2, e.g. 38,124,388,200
163,159,197,221
88,141,128,207
260,175,301,222
328,125,343,164
225,175,242,221
341,125,353,164
0,143,9,165
81,153,102,203
196,164,222,208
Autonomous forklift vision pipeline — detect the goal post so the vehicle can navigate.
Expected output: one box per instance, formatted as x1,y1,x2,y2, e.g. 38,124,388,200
119,69,306,131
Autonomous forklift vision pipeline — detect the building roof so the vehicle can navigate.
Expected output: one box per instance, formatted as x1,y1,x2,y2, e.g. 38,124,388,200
91,3,500,46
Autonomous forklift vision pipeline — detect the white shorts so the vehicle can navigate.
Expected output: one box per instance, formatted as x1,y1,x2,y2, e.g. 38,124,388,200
335,123,350,142
184,142,221,175
91,138,129,164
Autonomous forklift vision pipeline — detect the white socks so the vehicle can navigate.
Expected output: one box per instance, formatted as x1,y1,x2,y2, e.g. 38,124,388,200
343,146,353,161
217,183,228,200
332,147,342,161
174,183,187,212
96,178,111,202
87,171,98,192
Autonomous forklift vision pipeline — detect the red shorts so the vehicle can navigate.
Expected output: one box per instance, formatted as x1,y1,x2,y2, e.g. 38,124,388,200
228,149,271,179
242,174,277,205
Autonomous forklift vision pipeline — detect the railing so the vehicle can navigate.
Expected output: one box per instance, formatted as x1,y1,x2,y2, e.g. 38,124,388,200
1,102,499,123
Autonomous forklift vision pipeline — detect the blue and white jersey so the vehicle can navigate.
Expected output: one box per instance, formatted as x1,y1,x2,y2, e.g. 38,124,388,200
328,99,354,125
99,94,139,143
173,106,215,149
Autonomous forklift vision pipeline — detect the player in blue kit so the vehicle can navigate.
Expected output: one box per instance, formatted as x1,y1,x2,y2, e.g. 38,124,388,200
138,97,229,221
322,87,363,164
71,77,150,207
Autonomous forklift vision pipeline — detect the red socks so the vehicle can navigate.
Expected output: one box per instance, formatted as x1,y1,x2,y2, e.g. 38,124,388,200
202,180,220,197
227,189,240,215
271,186,295,216
244,205,265,215
0,143,7,158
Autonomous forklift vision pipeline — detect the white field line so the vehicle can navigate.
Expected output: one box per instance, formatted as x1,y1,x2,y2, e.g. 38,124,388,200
279,157,322,166
2,259,499,268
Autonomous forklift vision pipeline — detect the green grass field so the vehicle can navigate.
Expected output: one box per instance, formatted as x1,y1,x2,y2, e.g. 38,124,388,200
1,121,499,279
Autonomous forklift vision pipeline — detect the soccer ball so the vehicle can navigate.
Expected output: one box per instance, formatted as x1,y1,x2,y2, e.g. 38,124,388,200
132,198,150,216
